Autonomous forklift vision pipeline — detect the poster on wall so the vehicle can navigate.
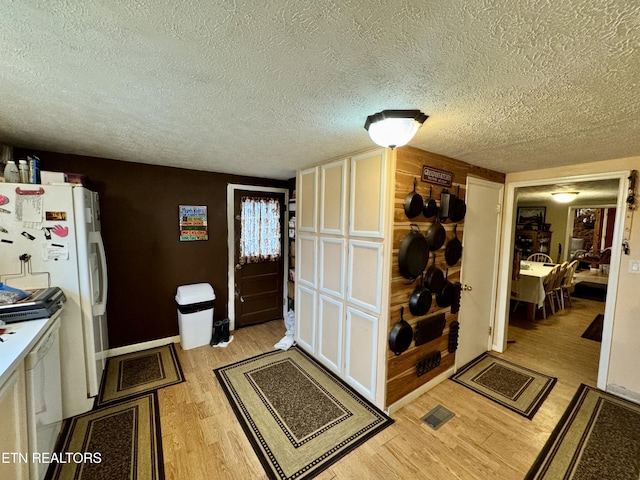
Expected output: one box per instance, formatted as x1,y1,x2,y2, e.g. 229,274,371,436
179,205,208,241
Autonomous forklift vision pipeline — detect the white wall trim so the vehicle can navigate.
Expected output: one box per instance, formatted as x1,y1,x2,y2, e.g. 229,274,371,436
226,184,289,331
107,335,181,358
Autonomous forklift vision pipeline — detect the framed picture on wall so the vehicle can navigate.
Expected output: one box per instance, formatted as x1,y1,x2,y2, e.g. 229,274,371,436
517,206,546,227
179,205,208,241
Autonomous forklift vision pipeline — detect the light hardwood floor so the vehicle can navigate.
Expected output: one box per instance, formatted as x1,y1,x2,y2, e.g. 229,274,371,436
159,295,603,479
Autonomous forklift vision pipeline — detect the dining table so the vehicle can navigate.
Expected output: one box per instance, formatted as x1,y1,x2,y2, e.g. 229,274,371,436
511,261,557,319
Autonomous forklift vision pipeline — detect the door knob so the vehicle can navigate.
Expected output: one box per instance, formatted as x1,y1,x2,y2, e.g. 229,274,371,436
462,284,473,291
235,263,242,270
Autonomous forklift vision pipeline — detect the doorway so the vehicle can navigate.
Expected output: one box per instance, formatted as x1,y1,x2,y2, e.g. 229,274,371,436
495,171,629,391
227,185,289,329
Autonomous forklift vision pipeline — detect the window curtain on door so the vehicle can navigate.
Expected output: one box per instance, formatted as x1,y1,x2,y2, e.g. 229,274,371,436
240,197,281,264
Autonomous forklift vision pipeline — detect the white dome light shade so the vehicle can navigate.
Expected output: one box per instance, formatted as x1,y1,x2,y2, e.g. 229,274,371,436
552,192,579,203
364,110,428,148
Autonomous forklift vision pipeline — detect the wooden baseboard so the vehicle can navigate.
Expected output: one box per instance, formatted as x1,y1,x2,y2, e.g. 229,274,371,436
106,336,180,358
386,366,454,414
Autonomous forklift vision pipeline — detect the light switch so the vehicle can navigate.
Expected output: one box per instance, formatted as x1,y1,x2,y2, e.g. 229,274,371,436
629,260,640,273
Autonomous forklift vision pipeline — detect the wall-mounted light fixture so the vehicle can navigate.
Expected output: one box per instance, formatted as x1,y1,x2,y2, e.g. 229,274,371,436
551,192,579,203
364,110,428,149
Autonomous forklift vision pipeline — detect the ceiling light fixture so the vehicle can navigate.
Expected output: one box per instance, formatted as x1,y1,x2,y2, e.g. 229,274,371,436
364,110,428,149
552,192,579,203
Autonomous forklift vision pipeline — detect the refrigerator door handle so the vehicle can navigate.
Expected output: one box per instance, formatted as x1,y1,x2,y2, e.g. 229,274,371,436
89,231,108,316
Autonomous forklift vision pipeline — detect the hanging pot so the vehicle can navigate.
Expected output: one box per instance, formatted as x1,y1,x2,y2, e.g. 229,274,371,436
409,273,432,316
423,185,438,219
404,178,424,219
450,185,467,222
424,253,444,294
398,224,430,279
436,269,456,308
445,224,463,266
389,306,413,355
425,212,446,251
439,188,455,222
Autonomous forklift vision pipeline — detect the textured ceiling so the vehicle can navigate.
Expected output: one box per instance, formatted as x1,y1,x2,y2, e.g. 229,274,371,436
1,0,639,180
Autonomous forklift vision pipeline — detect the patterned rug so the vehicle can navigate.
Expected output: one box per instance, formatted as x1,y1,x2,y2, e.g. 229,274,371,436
50,392,163,480
526,384,640,479
96,343,184,407
451,353,556,419
214,347,394,480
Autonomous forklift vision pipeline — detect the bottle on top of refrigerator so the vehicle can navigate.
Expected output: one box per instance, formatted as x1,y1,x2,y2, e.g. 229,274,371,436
28,156,41,184
18,159,29,183
3,160,20,183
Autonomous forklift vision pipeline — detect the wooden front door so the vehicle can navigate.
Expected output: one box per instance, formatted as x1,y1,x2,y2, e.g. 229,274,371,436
234,190,285,328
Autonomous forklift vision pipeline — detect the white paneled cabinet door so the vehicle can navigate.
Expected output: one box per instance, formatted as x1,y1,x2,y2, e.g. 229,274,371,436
345,307,378,400
320,159,348,235
0,367,30,480
298,166,318,233
347,240,383,314
349,150,386,238
317,294,344,374
295,285,317,354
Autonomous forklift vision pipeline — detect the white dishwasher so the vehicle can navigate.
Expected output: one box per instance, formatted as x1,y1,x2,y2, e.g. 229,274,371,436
25,316,63,480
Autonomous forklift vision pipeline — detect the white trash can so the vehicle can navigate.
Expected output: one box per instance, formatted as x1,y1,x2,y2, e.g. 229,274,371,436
175,283,215,350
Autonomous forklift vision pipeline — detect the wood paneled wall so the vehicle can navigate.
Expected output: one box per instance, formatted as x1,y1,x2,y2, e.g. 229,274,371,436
386,146,504,406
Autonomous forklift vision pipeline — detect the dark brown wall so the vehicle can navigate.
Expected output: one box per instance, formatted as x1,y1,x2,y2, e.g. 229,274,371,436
16,149,287,348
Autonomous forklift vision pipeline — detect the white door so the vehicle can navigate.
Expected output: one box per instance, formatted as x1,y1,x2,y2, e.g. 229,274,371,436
456,177,504,368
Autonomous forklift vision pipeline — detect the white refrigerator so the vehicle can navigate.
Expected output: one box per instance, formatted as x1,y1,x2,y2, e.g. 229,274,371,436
0,182,108,419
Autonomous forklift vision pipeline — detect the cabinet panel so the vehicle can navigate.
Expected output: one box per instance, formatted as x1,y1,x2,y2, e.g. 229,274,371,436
0,367,29,480
320,159,348,234
297,235,317,287
347,240,383,313
317,295,344,374
295,285,316,353
345,307,377,400
298,167,317,232
319,238,345,297
349,150,386,237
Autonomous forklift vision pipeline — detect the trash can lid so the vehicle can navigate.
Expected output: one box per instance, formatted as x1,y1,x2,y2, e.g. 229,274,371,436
175,283,215,305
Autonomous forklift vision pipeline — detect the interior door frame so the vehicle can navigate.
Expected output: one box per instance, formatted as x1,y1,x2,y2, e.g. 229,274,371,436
494,170,629,391
227,184,289,330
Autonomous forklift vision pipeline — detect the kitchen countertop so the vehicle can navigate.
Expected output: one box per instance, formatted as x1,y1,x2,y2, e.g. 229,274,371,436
0,310,60,386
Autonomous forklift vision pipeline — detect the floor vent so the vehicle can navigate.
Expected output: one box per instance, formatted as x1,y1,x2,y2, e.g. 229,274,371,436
421,405,455,430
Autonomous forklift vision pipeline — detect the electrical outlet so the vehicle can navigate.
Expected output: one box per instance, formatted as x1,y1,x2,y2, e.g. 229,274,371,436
630,260,640,273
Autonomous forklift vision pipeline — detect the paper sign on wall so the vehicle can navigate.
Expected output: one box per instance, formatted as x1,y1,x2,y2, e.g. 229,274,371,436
179,205,208,241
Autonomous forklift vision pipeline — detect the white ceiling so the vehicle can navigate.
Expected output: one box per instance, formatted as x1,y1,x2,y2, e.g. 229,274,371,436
1,1,639,180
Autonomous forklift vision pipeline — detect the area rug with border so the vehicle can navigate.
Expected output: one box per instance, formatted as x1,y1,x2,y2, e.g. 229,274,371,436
451,353,556,419
96,343,185,407
526,384,640,479
214,346,394,480
49,392,164,480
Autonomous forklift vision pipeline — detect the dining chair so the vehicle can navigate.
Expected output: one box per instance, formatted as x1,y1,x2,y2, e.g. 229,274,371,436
551,262,569,311
539,265,560,319
527,253,553,263
560,259,580,308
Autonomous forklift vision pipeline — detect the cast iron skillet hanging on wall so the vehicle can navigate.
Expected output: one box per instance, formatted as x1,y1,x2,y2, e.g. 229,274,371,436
398,224,430,279
450,185,467,222
404,178,424,219
436,269,457,308
423,185,438,219
409,273,432,316
425,212,446,252
424,253,445,293
445,224,463,266
389,306,413,355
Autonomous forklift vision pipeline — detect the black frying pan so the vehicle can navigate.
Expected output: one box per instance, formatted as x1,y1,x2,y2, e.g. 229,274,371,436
404,178,423,219
436,269,456,308
424,253,444,293
450,185,467,222
425,212,446,251
398,224,430,279
423,185,437,218
445,224,463,266
389,306,413,355
409,273,432,316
